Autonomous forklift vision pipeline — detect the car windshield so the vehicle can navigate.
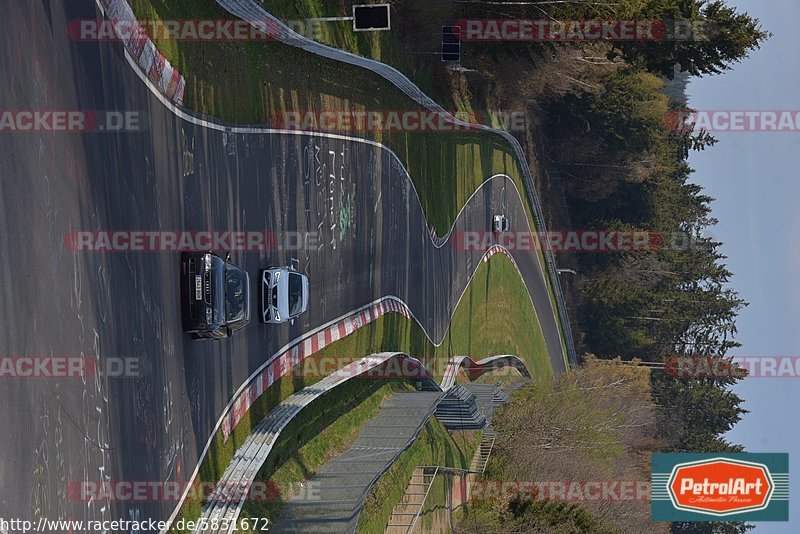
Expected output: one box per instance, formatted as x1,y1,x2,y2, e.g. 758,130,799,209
288,273,304,317
225,267,248,323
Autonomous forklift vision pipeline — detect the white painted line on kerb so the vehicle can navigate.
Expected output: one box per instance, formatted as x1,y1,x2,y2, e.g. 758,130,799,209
90,1,563,529
112,39,558,534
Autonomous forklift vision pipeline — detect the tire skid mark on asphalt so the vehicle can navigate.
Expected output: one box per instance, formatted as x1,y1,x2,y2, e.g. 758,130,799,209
219,236,526,443
96,265,108,324
124,252,138,292
43,172,61,268
298,140,315,271
181,128,195,179
58,325,113,530
32,403,65,524
141,288,165,344
369,227,375,290
84,330,113,526
161,375,182,484
6,3,121,528
187,366,203,428
94,16,561,529
90,329,110,406
209,172,543,443
133,337,158,452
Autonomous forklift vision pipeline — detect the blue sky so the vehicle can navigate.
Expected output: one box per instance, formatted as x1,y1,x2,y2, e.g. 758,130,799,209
687,0,800,530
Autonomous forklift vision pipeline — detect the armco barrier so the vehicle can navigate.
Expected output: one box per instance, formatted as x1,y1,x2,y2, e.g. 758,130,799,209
197,352,530,533
440,354,531,391
219,246,523,441
97,0,185,104
199,353,435,533
221,296,412,440
216,0,577,367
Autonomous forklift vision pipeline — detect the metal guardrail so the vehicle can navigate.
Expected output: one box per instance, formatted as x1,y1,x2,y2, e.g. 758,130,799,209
340,394,443,534
472,432,497,474
216,0,578,369
440,355,531,391
388,379,524,533
196,353,430,533
195,353,530,533
405,466,438,534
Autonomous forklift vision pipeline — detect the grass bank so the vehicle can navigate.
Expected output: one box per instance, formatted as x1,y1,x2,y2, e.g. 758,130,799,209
357,419,480,534
296,254,553,383
130,0,533,237
263,0,457,106
169,253,550,530
238,378,416,525
123,2,563,529
131,0,569,365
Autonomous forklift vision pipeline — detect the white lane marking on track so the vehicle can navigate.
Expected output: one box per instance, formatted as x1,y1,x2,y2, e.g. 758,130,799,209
89,4,563,526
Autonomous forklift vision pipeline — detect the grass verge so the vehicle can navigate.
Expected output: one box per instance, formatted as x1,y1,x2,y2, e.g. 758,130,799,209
262,0,456,106
121,1,565,529
129,0,534,237
238,378,416,524
169,253,550,530
357,419,480,534
131,0,569,363
295,254,553,382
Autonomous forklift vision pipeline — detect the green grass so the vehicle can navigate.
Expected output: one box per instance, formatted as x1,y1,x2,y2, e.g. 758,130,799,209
129,0,540,237
296,254,553,383
170,369,321,529
242,255,551,529
357,419,480,534
168,253,551,530
131,0,570,360
125,2,566,529
237,378,416,525
262,0,454,105
442,256,551,379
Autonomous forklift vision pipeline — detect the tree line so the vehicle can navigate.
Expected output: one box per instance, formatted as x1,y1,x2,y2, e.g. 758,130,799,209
457,1,768,532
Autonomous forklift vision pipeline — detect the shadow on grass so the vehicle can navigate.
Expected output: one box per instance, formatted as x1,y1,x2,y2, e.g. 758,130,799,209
239,377,410,522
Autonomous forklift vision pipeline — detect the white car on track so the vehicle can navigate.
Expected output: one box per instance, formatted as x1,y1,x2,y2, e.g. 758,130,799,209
493,214,510,233
259,259,309,325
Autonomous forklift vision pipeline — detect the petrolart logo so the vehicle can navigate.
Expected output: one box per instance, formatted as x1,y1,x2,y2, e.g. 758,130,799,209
651,453,789,522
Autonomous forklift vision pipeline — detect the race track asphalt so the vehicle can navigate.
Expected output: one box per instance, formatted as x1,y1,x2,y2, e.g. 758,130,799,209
0,0,566,529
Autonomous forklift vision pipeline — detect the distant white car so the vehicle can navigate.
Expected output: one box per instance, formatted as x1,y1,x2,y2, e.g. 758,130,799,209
259,259,309,325
493,215,509,233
